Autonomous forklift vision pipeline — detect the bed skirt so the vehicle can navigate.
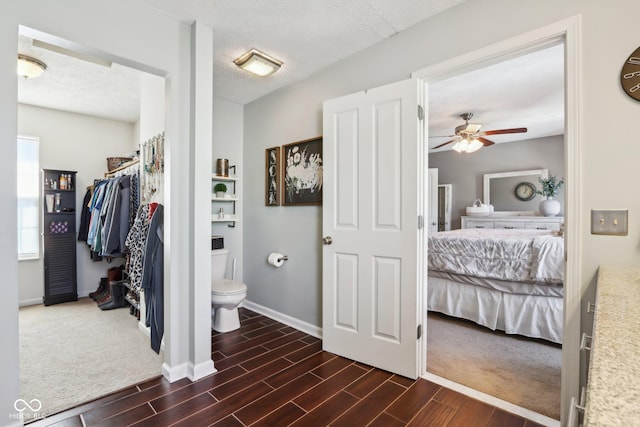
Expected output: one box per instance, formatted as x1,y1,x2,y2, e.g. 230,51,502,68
427,275,563,344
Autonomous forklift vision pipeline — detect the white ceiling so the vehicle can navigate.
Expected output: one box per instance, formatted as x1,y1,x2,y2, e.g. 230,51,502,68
428,43,565,150
16,0,565,146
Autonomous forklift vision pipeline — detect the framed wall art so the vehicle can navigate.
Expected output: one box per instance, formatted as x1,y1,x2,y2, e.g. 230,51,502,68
282,136,323,206
265,146,281,206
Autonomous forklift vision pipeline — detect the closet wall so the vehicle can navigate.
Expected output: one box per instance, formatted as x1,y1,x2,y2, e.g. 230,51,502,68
18,103,136,305
139,73,165,203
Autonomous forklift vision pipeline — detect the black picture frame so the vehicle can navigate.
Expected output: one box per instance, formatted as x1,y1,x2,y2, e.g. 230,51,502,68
281,136,323,206
265,146,281,206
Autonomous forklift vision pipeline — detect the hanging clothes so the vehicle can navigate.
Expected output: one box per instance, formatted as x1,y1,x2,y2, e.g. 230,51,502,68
77,188,92,242
102,175,131,257
78,186,103,261
125,204,150,293
80,171,140,260
141,204,164,354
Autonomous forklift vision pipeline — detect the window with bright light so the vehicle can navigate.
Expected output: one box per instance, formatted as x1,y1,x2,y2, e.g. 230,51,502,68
17,136,40,260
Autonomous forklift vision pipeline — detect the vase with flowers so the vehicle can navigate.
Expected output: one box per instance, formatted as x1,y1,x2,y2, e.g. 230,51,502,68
536,175,564,216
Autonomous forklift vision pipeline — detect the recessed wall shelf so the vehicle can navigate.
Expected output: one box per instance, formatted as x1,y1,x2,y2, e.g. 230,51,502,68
212,168,238,228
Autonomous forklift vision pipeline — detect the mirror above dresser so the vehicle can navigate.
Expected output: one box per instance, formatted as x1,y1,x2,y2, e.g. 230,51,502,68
483,168,548,214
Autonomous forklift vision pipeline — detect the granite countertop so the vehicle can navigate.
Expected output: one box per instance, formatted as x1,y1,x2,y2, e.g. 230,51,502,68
584,265,640,426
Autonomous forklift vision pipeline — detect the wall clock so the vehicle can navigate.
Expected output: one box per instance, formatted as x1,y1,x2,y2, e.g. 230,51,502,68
621,46,640,102
515,182,536,201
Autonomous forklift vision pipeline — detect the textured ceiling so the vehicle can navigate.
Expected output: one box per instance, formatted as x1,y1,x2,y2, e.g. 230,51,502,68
428,43,565,150
137,0,469,105
15,0,564,146
16,0,468,122
18,35,142,123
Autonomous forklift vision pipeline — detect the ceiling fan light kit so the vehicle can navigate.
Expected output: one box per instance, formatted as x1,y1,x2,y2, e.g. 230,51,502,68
431,112,527,153
452,137,483,153
234,49,282,77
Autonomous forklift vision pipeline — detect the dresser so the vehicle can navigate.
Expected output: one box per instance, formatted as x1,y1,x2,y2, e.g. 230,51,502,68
461,215,564,231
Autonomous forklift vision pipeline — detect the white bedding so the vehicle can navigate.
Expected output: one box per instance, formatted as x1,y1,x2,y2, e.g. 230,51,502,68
428,275,563,344
428,228,564,284
427,228,565,343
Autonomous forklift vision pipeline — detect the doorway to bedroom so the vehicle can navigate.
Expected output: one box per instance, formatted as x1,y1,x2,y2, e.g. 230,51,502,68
421,40,566,422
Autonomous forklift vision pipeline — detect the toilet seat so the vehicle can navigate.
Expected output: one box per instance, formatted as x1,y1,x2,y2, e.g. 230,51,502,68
211,279,247,296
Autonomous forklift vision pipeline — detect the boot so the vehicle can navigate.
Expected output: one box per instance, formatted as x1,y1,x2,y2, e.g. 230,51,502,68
95,284,112,305
98,280,121,307
89,277,108,300
107,265,123,283
100,282,126,310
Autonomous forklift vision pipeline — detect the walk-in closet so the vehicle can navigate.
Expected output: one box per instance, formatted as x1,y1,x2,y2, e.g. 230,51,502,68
17,29,167,419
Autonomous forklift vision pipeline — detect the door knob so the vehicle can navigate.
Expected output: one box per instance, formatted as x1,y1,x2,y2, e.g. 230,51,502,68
322,236,333,245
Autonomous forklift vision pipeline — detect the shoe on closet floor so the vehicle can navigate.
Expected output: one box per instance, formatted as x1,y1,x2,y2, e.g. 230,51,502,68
97,280,122,307
100,282,126,310
89,277,108,301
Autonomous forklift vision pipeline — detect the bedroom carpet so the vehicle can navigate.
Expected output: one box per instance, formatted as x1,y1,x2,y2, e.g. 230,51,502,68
18,298,163,422
427,311,561,420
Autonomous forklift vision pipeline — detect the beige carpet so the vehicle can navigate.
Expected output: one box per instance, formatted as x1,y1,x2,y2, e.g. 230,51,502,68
427,312,561,420
19,298,163,421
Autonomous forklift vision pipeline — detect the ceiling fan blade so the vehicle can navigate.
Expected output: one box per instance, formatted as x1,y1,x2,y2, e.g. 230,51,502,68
483,127,527,135
432,139,454,149
478,137,495,146
428,134,456,138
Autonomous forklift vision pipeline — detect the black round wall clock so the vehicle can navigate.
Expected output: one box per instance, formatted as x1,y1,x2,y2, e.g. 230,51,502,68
621,46,640,102
515,182,536,201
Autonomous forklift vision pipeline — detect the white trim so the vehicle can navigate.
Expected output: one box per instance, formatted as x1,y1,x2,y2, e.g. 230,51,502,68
187,360,216,382
560,15,583,427
242,300,323,338
138,322,151,337
161,362,188,383
18,298,42,307
422,372,560,427
413,15,582,427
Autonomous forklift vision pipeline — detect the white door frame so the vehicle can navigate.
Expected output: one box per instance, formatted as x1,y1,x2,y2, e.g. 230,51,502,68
412,16,582,427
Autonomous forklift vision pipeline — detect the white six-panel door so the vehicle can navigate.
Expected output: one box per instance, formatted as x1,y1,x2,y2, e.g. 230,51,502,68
322,79,424,379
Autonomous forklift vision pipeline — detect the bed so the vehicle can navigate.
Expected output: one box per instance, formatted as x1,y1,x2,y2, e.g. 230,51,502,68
427,228,564,344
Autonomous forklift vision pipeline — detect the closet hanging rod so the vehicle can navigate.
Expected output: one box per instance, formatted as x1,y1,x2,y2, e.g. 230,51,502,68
105,158,140,177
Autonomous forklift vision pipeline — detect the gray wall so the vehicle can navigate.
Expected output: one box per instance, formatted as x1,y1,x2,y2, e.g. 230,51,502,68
242,0,640,340
429,135,565,229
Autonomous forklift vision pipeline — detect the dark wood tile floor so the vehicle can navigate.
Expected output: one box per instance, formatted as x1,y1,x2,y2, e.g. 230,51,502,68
29,308,545,427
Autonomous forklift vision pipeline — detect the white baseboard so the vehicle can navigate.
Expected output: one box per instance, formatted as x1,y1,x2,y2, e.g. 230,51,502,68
162,362,188,383
421,372,560,427
18,298,42,307
188,360,217,381
241,300,323,339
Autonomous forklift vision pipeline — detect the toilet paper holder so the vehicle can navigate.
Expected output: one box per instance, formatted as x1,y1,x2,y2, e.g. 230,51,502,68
267,252,289,267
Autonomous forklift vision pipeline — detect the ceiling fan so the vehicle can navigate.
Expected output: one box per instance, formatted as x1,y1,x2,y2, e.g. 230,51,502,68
430,112,527,153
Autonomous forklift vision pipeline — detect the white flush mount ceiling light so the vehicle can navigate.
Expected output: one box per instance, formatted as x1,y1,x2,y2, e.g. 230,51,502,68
17,54,47,79
234,49,282,77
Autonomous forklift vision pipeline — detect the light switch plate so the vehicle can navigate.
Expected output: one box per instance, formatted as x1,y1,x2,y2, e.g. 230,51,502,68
591,209,628,236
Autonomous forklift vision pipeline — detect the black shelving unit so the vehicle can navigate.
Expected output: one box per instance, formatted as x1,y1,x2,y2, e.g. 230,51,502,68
42,169,78,306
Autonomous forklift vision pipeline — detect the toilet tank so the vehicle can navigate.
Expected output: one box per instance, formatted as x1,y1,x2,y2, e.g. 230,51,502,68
211,249,229,280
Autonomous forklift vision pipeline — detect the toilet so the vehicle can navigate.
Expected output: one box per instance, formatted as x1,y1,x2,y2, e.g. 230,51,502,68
211,249,247,332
